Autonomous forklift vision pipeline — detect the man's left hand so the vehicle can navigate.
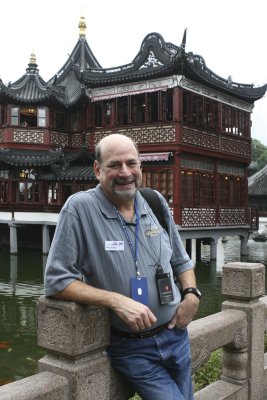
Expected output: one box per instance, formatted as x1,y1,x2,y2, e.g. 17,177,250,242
168,293,199,329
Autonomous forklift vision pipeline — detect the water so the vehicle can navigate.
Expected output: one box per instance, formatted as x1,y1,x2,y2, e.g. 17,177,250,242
0,233,266,385
0,251,46,385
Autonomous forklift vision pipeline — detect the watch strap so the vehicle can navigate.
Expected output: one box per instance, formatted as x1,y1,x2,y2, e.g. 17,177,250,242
182,287,201,299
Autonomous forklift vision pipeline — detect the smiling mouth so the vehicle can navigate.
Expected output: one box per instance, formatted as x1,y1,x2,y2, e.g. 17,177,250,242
114,179,135,186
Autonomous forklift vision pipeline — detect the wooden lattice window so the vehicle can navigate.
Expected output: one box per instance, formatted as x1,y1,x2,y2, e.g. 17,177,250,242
181,171,214,206
0,181,8,203
222,105,250,137
142,168,174,202
182,91,219,129
219,175,245,206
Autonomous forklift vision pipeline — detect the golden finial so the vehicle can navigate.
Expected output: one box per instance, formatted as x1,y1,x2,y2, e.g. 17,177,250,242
29,51,37,65
79,15,86,38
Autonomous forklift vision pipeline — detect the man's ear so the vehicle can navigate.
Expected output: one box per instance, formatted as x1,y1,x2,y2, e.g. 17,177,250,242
94,160,101,180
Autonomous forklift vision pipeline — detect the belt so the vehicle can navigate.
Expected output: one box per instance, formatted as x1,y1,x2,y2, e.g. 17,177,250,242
110,323,168,339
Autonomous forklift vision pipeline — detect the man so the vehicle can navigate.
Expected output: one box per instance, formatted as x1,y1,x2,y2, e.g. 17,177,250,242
44,134,200,400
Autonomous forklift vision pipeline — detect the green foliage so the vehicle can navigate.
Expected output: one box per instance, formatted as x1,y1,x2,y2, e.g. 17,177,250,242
194,349,222,392
251,139,267,171
129,395,141,400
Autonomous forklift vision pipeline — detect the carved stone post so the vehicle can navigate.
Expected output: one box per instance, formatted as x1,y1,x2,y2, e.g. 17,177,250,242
37,296,132,400
221,262,265,400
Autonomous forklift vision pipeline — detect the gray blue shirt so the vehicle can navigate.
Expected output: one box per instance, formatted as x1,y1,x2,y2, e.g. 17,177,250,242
44,185,194,331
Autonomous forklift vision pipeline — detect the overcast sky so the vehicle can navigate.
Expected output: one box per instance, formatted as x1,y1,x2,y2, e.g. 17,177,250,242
1,0,266,145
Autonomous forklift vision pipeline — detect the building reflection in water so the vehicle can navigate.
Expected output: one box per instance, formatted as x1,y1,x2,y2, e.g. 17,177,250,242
10,255,17,293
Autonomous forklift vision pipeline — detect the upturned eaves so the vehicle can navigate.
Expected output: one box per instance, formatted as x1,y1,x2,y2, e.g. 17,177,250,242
183,53,267,103
74,33,181,86
76,32,266,103
248,165,267,196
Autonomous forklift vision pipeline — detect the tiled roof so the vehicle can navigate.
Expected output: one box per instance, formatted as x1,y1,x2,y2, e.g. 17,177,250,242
39,165,95,181
248,165,267,195
0,149,63,166
0,30,266,106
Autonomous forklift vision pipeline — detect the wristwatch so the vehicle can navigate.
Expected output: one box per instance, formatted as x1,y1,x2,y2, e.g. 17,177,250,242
182,287,202,299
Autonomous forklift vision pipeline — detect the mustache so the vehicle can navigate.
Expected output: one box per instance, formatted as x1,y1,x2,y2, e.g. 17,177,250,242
113,177,136,184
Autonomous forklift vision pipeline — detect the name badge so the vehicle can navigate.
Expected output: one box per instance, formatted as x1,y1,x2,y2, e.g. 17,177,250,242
145,226,160,237
130,277,148,305
105,241,124,251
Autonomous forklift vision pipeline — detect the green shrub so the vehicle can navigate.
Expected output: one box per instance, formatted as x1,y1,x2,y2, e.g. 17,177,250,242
194,349,222,392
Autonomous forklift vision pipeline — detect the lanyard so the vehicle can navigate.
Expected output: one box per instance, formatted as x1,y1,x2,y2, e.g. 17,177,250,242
115,199,140,277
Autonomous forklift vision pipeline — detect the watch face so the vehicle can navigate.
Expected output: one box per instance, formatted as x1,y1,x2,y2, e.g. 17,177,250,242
183,287,201,298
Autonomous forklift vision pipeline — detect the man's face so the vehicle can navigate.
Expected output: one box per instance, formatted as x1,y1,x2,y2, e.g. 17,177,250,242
94,139,142,204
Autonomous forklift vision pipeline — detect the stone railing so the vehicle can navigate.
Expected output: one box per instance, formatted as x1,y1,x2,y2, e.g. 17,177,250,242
0,262,266,400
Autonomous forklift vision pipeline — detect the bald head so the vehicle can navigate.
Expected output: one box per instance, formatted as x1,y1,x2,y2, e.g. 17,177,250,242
93,134,142,205
95,134,139,164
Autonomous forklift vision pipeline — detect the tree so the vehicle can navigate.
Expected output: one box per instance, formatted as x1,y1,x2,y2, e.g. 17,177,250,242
251,139,267,171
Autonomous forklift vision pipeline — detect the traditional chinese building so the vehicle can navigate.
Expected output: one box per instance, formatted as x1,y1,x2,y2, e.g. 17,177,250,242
248,165,267,217
0,16,266,258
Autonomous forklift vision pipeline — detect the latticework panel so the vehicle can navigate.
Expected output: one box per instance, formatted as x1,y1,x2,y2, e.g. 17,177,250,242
71,133,83,147
220,136,251,157
182,127,251,158
94,125,175,146
182,208,216,227
219,208,248,226
181,127,219,150
13,130,44,143
51,132,69,147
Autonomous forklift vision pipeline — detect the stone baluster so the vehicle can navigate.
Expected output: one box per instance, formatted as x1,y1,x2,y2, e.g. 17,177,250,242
221,262,265,400
37,296,132,400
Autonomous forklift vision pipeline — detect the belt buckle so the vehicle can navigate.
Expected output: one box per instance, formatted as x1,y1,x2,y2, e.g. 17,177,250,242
139,331,148,338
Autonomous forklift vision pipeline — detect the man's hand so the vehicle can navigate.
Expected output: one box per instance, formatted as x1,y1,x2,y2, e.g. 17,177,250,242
111,293,157,331
54,280,157,332
168,293,199,329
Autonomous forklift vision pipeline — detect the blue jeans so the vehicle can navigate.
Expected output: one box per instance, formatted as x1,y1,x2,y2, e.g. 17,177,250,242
106,326,194,400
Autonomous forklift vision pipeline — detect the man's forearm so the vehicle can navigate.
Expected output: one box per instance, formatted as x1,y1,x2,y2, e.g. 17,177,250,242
53,280,157,331
53,279,119,308
176,268,197,290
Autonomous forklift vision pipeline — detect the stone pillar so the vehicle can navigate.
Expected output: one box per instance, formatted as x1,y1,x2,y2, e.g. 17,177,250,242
240,235,248,259
221,262,265,400
210,238,217,260
216,238,225,275
9,221,18,254
37,296,132,400
42,225,50,254
196,239,201,261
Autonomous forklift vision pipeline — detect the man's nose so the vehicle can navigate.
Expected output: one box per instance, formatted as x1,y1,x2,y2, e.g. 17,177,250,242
118,163,131,175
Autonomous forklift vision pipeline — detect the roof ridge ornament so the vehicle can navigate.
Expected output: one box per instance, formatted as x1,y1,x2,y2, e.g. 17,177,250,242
79,15,86,38
180,28,187,53
26,50,39,75
29,51,37,65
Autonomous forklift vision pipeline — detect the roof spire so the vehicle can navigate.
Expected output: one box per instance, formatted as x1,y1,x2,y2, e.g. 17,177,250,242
79,14,86,38
29,51,37,66
26,50,39,74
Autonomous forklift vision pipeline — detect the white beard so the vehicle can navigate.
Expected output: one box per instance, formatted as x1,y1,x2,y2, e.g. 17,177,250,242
113,187,137,199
